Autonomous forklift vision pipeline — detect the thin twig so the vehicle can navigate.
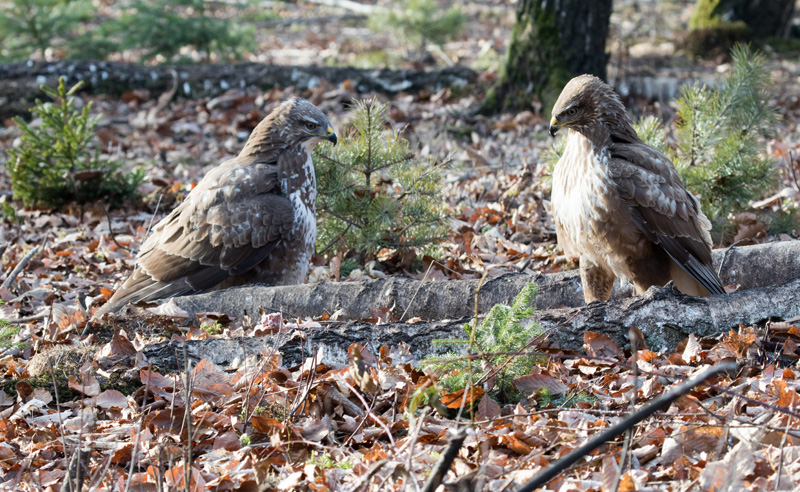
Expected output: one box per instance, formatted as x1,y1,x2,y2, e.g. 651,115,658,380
775,415,794,490
289,349,319,418
6,310,50,324
517,362,737,492
611,329,641,492
340,378,396,448
100,205,132,253
182,343,193,492
455,268,490,424
400,260,436,320
420,428,468,492
403,407,430,491
145,192,163,240
716,239,745,278
349,459,390,492
3,237,47,289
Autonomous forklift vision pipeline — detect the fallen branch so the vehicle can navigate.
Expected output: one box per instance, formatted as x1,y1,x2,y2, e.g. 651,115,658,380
303,0,375,14
173,241,800,323
420,428,468,492
0,61,477,119
140,276,800,370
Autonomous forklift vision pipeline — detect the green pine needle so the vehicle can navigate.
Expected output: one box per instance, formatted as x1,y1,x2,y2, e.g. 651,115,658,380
313,98,449,258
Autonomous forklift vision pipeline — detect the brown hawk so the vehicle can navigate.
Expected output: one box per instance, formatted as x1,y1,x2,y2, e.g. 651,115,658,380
548,74,725,303
94,97,337,317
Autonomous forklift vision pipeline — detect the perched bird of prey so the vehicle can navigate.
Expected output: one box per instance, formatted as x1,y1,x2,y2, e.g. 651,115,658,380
548,74,725,303
94,97,337,318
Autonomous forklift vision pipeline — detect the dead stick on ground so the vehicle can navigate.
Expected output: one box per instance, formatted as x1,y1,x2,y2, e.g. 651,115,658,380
517,362,737,492
2,239,46,289
420,428,469,492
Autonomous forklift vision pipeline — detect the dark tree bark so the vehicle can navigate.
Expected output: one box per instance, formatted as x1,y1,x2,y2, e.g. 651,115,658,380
483,0,612,114
691,0,795,39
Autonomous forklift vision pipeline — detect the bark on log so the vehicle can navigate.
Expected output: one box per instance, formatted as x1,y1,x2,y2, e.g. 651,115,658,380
0,60,477,119
172,240,800,323
143,276,800,371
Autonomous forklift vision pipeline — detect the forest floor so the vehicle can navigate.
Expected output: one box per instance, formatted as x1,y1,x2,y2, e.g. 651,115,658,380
1,0,800,490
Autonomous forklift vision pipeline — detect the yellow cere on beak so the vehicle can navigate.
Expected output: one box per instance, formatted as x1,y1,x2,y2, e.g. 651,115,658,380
549,116,560,137
326,126,337,145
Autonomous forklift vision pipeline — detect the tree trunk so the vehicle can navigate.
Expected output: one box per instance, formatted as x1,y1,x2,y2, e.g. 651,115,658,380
483,0,612,115
691,0,795,39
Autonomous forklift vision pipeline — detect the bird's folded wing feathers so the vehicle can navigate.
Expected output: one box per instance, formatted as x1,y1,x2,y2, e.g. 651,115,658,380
100,162,296,313
609,143,725,295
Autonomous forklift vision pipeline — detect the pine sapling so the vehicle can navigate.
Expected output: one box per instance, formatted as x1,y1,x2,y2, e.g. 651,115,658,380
424,283,541,403
369,0,465,57
7,77,143,209
117,0,253,62
313,98,448,261
674,44,779,238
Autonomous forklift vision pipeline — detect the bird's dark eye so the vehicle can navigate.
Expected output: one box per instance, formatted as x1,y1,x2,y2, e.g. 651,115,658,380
305,122,318,130
567,107,578,116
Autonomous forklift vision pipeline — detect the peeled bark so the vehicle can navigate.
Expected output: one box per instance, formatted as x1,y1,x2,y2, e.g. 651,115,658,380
173,241,800,323
143,277,800,370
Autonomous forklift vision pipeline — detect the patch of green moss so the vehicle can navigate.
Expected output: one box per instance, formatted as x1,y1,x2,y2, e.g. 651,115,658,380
483,5,574,116
201,320,223,335
99,371,143,396
26,370,81,401
690,0,724,29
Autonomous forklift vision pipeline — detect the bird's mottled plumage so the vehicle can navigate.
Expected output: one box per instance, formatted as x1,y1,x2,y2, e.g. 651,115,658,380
548,74,725,302
94,97,337,317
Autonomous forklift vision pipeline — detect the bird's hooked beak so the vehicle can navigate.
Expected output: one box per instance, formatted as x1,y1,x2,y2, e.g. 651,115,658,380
326,125,337,145
549,116,560,137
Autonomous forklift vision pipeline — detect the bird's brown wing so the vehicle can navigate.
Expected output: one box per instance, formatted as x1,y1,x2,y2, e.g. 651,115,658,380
96,160,295,315
609,142,725,295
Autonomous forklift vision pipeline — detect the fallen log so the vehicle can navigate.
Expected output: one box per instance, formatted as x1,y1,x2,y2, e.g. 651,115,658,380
144,275,800,371
173,240,800,323
0,60,477,119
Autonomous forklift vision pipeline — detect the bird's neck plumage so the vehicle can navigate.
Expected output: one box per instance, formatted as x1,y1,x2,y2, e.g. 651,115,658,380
239,112,289,158
572,90,641,148
279,142,317,205
574,116,640,149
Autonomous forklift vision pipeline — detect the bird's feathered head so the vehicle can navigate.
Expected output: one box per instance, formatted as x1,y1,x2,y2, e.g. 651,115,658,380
548,75,637,143
241,97,337,157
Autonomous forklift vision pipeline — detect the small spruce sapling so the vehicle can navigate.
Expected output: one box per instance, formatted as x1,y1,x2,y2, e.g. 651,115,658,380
423,283,541,404
117,0,253,63
369,0,465,58
0,0,92,61
7,77,143,209
313,98,448,261
673,44,779,239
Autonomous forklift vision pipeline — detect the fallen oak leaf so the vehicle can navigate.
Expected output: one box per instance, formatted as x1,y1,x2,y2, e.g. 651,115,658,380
441,386,485,409
584,332,623,359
